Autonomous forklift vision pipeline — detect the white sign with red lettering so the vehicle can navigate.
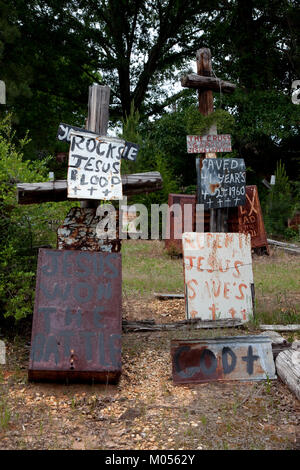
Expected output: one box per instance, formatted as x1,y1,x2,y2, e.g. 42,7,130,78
182,232,254,322
187,134,232,153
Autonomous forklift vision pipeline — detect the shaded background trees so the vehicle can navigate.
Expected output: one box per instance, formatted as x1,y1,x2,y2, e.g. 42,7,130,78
0,0,299,212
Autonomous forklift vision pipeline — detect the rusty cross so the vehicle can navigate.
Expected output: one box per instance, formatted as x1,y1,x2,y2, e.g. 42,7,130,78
181,48,236,232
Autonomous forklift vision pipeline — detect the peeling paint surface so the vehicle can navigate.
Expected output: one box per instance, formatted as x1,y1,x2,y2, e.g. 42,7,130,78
57,207,121,252
171,335,276,384
28,249,122,383
182,232,254,322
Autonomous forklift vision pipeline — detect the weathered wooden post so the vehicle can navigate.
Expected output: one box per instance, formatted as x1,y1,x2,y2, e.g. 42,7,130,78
181,48,236,232
81,84,111,209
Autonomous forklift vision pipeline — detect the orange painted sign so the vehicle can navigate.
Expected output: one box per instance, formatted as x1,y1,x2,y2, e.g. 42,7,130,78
182,232,254,322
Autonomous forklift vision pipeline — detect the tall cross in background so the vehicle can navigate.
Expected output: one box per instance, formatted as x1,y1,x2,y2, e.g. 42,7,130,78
181,48,236,232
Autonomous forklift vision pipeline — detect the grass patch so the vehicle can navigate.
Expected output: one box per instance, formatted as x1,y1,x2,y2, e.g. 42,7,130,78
122,240,300,325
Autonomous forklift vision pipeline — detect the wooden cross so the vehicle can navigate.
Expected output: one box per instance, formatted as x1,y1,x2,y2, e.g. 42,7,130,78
181,48,236,232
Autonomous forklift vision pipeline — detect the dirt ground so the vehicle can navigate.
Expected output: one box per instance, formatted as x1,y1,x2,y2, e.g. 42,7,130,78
0,298,299,451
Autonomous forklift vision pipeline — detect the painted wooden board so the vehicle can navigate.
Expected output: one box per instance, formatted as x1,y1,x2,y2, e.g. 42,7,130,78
187,135,232,153
28,249,122,383
67,131,123,200
57,123,139,161
182,232,254,322
171,335,276,384
200,158,246,209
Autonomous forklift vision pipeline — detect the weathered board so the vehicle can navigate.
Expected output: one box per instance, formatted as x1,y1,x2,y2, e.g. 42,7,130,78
171,335,276,384
67,131,123,200
28,249,122,383
182,232,254,322
200,158,246,209
187,135,232,154
57,123,139,161
17,172,163,204
237,186,269,253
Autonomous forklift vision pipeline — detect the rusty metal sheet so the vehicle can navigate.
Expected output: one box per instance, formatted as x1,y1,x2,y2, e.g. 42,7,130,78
187,134,232,153
164,190,268,255
237,186,269,253
57,207,121,252
182,232,254,322
171,335,276,384
28,249,122,383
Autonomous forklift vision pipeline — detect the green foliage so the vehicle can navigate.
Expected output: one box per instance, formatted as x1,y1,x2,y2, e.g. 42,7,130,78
185,107,235,137
0,115,73,321
263,161,296,237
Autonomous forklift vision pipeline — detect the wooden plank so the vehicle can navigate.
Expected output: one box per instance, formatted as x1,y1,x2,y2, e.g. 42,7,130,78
267,239,300,255
260,324,300,332
154,293,185,300
16,172,163,204
122,318,243,333
181,74,237,94
87,84,110,135
275,342,300,400
182,232,254,322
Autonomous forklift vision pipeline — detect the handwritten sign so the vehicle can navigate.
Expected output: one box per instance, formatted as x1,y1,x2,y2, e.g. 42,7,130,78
200,158,246,209
28,249,122,383
238,186,269,253
57,123,139,161
67,131,124,200
182,232,254,322
171,336,276,384
187,135,231,153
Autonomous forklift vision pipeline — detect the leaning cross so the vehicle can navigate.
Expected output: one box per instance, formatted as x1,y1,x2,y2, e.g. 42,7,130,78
181,48,236,232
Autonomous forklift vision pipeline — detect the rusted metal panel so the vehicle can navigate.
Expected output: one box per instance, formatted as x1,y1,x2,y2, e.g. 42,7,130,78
165,188,268,254
165,194,211,253
28,249,122,383
237,186,269,253
182,232,254,322
57,207,121,252
200,158,246,209
171,335,276,384
187,135,232,153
